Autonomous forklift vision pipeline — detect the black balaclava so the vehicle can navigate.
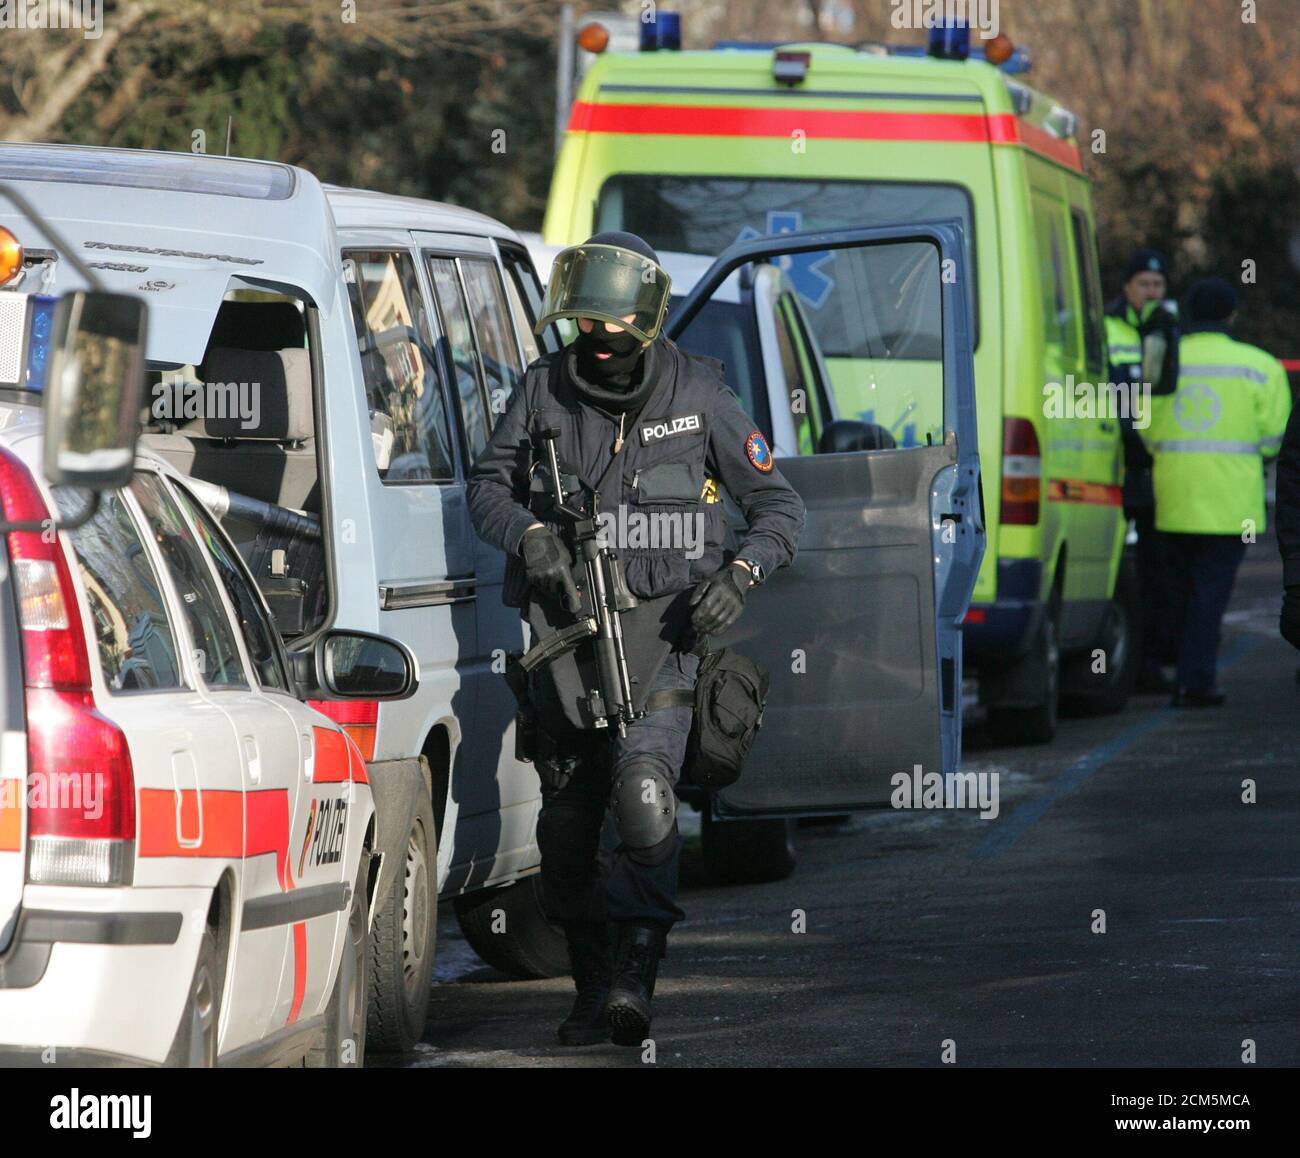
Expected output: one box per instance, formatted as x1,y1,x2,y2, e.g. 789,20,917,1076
568,230,662,395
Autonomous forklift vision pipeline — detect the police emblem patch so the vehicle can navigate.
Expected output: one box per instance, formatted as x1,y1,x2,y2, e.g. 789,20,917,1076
745,430,773,473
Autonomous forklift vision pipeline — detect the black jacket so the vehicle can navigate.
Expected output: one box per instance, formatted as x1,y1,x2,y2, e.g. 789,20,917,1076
467,336,806,727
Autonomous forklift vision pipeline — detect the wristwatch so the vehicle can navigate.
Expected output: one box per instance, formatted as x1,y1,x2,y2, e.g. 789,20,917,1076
730,558,765,588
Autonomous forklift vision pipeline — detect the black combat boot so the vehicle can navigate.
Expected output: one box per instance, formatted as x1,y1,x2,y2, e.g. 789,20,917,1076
604,923,667,1046
557,923,612,1046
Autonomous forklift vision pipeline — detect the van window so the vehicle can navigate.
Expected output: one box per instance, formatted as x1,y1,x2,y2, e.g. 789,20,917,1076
69,491,183,693
596,175,978,355
172,483,289,693
500,245,560,355
343,250,456,483
460,258,525,409
131,473,249,689
427,257,492,460
1070,209,1106,378
1031,193,1080,369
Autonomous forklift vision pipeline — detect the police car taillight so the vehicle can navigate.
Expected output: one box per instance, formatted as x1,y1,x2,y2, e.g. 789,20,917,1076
309,699,378,762
0,447,136,885
1001,416,1042,526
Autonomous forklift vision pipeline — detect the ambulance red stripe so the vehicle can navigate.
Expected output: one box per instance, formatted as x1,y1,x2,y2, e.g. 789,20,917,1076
567,101,1083,172
1048,479,1124,507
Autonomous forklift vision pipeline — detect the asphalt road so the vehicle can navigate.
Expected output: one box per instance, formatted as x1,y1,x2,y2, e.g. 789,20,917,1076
384,540,1299,1068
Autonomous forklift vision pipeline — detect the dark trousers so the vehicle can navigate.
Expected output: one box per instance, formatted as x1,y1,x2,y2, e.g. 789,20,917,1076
1163,533,1247,694
534,651,698,930
1130,508,1173,670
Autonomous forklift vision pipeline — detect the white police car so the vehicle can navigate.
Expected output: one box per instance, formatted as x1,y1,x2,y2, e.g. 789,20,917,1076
0,280,416,1066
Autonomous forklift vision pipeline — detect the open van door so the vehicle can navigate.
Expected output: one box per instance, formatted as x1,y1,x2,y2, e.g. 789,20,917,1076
667,222,984,816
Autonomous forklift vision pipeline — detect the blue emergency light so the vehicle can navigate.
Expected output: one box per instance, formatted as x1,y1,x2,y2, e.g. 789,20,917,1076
640,10,681,52
928,19,971,61
25,294,55,393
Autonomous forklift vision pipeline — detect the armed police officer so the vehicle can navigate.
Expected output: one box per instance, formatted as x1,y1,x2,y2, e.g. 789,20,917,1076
467,232,805,1047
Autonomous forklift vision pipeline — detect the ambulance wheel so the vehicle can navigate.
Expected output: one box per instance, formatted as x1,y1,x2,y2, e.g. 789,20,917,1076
987,614,1060,746
701,812,797,884
454,875,570,980
308,858,370,1068
1062,560,1140,717
166,927,221,1068
366,797,436,1055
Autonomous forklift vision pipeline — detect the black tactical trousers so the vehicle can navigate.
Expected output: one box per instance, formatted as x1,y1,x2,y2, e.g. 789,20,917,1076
534,651,699,929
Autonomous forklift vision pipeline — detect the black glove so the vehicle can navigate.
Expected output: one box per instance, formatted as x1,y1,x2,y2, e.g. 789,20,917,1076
1281,586,1300,651
690,564,749,636
521,526,580,613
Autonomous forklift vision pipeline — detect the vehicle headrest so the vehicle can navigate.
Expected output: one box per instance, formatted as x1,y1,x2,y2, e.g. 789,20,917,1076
201,301,306,370
817,420,897,455
190,347,313,442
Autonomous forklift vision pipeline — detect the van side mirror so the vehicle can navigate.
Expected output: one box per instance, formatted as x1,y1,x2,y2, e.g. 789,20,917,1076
293,630,418,701
43,291,147,490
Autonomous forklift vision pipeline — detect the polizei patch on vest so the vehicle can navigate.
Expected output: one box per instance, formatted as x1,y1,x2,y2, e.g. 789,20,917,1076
745,430,774,472
640,413,703,445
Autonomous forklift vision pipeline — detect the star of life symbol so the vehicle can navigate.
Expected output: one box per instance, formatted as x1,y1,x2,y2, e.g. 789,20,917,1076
734,211,836,310
1174,382,1221,433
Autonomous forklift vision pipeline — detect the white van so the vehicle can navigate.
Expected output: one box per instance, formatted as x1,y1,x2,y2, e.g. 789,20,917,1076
0,144,567,1051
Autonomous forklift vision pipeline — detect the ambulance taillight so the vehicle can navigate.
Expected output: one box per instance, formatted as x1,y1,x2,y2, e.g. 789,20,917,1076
1001,417,1042,526
0,447,136,886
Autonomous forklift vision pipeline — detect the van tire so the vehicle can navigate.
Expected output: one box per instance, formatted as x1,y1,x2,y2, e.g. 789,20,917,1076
454,876,570,980
166,927,221,1068
307,859,369,1068
986,612,1060,746
1062,559,1140,717
366,799,436,1055
701,812,797,884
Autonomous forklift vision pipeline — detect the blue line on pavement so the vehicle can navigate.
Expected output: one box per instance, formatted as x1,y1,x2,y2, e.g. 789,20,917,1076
971,635,1262,860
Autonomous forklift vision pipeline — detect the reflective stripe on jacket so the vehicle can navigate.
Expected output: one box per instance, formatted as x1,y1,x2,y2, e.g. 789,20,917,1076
1139,330,1292,534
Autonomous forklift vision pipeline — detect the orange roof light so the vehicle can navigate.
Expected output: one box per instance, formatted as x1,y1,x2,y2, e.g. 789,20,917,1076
577,21,610,53
0,228,23,286
984,34,1015,66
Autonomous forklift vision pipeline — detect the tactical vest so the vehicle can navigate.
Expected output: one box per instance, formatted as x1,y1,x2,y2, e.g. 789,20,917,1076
508,341,731,731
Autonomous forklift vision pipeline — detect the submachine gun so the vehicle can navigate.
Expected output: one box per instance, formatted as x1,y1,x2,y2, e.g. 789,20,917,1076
505,427,642,738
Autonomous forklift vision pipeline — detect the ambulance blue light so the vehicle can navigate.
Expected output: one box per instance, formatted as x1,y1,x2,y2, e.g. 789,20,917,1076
25,294,55,394
928,20,971,61
640,11,681,52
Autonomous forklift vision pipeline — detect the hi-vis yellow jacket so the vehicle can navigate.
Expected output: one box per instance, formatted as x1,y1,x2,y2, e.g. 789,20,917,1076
1141,328,1292,534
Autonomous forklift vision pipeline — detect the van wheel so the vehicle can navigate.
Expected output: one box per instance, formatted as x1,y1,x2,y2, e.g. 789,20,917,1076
166,927,221,1068
366,800,436,1055
987,613,1060,746
307,859,369,1068
454,875,570,980
701,812,797,884
1062,560,1140,717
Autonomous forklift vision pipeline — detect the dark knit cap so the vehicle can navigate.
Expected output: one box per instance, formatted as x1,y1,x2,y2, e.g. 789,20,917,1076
1123,247,1170,282
1185,276,1238,324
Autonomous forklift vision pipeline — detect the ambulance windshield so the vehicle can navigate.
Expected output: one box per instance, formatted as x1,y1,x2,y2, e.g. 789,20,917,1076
596,175,976,358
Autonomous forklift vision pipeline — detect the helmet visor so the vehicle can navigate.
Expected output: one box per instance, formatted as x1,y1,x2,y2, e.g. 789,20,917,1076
536,244,672,342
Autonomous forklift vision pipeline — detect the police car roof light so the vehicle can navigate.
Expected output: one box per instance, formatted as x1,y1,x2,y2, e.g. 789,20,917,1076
24,294,55,395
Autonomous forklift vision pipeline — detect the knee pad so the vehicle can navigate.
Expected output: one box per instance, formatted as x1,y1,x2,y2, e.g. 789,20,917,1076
610,760,677,865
